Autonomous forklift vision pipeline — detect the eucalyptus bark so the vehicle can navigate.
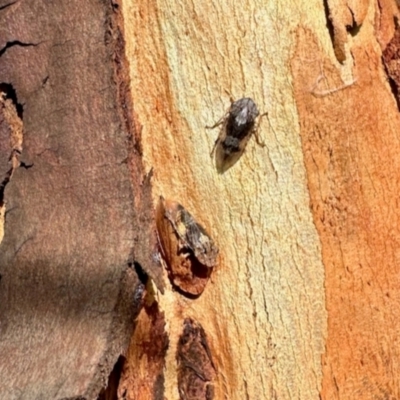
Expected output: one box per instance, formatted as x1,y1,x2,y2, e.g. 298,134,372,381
1,0,400,399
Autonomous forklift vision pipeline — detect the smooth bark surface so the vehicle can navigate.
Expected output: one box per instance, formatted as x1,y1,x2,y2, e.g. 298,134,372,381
121,0,400,398
121,0,326,398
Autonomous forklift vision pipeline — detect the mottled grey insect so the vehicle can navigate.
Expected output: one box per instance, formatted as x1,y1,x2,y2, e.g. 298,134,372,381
162,198,218,268
207,97,266,173
156,196,218,295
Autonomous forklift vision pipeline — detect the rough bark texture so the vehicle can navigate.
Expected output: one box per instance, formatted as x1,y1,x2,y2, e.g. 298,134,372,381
3,0,400,398
0,1,153,399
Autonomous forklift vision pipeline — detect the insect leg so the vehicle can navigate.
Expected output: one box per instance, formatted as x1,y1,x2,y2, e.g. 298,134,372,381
206,90,233,129
205,117,225,130
223,88,235,104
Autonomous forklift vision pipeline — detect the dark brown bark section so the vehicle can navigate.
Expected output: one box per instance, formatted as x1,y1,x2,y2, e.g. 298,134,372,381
177,319,216,400
0,1,153,399
382,25,400,109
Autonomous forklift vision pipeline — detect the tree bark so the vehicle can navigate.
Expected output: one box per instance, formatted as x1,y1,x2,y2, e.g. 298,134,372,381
2,0,400,399
0,1,157,399
120,0,327,399
120,0,400,399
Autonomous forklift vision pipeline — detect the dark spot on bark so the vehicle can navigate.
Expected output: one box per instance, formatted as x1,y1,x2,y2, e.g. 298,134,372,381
133,261,149,286
0,83,23,119
177,318,216,400
322,0,336,57
97,355,126,400
345,7,362,36
0,40,40,58
382,26,400,111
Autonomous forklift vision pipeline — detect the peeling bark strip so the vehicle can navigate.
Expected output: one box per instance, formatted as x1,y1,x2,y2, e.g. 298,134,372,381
156,197,218,296
322,0,367,63
0,1,146,399
97,355,126,400
106,2,164,293
177,318,216,400
132,171,165,293
118,298,168,400
0,83,23,243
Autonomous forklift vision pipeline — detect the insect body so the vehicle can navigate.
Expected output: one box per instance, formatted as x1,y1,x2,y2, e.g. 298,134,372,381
156,196,218,296
208,97,265,173
164,202,218,268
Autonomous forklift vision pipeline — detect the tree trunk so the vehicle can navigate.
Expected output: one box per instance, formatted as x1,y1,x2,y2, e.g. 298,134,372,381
2,0,400,399
0,1,153,399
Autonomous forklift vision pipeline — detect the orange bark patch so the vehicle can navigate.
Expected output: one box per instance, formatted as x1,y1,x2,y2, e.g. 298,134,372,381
292,28,400,398
119,298,168,399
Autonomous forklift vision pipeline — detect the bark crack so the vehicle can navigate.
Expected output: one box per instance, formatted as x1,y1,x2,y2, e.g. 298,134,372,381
0,41,41,58
0,1,18,11
345,6,361,36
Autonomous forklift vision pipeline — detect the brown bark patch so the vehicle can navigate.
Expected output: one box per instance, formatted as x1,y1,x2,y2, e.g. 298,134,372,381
177,318,216,400
0,1,147,398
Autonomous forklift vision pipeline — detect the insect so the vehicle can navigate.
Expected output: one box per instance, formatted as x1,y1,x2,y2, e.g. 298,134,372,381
164,202,218,268
207,97,266,173
156,196,218,295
